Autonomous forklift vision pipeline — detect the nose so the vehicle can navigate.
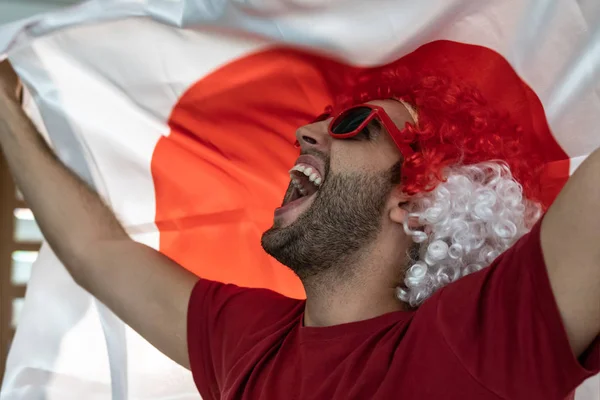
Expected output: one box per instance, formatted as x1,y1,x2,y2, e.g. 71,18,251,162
295,121,332,153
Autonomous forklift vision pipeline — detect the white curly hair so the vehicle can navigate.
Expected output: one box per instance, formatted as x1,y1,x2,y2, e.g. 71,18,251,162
397,161,543,307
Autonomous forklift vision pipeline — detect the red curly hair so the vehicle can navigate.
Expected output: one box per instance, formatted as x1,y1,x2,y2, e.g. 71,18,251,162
330,66,542,203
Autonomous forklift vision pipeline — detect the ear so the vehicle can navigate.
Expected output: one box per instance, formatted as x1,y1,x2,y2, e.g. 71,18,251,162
388,188,411,224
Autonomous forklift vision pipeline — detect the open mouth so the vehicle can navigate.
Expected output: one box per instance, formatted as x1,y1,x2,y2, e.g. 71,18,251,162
275,157,326,220
274,153,327,221
283,163,323,205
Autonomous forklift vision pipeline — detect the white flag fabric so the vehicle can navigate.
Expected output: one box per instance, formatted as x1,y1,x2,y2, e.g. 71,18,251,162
0,0,599,399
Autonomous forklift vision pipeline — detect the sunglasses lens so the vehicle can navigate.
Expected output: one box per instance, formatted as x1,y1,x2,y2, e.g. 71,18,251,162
331,107,373,135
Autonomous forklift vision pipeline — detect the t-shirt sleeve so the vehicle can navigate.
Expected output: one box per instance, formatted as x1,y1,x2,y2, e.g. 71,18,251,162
434,217,600,400
187,279,303,400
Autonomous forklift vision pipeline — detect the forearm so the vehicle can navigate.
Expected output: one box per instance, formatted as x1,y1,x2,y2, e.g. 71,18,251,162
552,147,600,262
541,146,600,355
0,78,198,368
0,95,128,277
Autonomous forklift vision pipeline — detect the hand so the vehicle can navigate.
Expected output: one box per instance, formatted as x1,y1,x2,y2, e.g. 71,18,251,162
0,60,27,137
0,59,22,104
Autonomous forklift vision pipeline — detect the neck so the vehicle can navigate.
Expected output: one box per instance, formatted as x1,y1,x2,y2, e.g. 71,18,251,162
301,238,411,327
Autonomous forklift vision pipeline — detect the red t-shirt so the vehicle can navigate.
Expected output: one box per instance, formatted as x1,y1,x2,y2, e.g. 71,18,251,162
187,219,600,399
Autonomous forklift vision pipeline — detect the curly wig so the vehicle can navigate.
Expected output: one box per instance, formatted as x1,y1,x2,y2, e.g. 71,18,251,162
331,65,545,306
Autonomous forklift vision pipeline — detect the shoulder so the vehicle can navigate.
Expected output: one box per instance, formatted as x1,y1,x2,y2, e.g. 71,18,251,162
189,279,305,332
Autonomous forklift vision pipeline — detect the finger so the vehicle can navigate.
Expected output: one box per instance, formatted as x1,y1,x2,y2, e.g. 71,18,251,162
0,59,19,98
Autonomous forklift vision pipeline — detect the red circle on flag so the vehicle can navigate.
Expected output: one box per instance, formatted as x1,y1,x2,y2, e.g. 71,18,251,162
152,41,568,296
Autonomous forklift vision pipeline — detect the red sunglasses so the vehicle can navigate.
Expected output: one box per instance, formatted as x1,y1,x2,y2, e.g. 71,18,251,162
327,104,415,159
295,104,415,158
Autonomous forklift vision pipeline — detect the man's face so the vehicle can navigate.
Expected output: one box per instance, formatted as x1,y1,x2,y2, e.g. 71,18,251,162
261,100,413,280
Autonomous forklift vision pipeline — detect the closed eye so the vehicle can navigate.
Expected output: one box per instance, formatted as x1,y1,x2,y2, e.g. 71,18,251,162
351,121,381,141
368,120,382,139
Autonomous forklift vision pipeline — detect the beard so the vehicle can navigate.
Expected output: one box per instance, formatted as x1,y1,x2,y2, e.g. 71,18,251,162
261,164,397,281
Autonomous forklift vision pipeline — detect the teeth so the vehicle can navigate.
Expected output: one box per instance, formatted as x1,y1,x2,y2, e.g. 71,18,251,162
289,164,324,189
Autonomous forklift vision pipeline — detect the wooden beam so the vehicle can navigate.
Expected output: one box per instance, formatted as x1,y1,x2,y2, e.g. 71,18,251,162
15,200,27,210
10,286,26,300
12,242,41,253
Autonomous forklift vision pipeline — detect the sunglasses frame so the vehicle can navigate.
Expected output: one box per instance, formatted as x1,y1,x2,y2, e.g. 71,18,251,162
327,104,415,159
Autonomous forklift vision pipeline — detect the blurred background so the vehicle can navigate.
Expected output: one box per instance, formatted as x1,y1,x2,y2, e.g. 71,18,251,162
0,0,80,25
0,0,81,384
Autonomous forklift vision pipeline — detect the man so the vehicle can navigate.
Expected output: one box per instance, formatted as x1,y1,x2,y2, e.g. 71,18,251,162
0,60,598,399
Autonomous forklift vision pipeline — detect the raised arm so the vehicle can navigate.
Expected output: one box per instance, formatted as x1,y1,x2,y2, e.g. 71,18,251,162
0,62,198,368
541,149,600,357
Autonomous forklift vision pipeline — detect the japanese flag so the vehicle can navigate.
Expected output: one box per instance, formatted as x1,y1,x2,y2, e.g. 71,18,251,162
0,0,598,399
